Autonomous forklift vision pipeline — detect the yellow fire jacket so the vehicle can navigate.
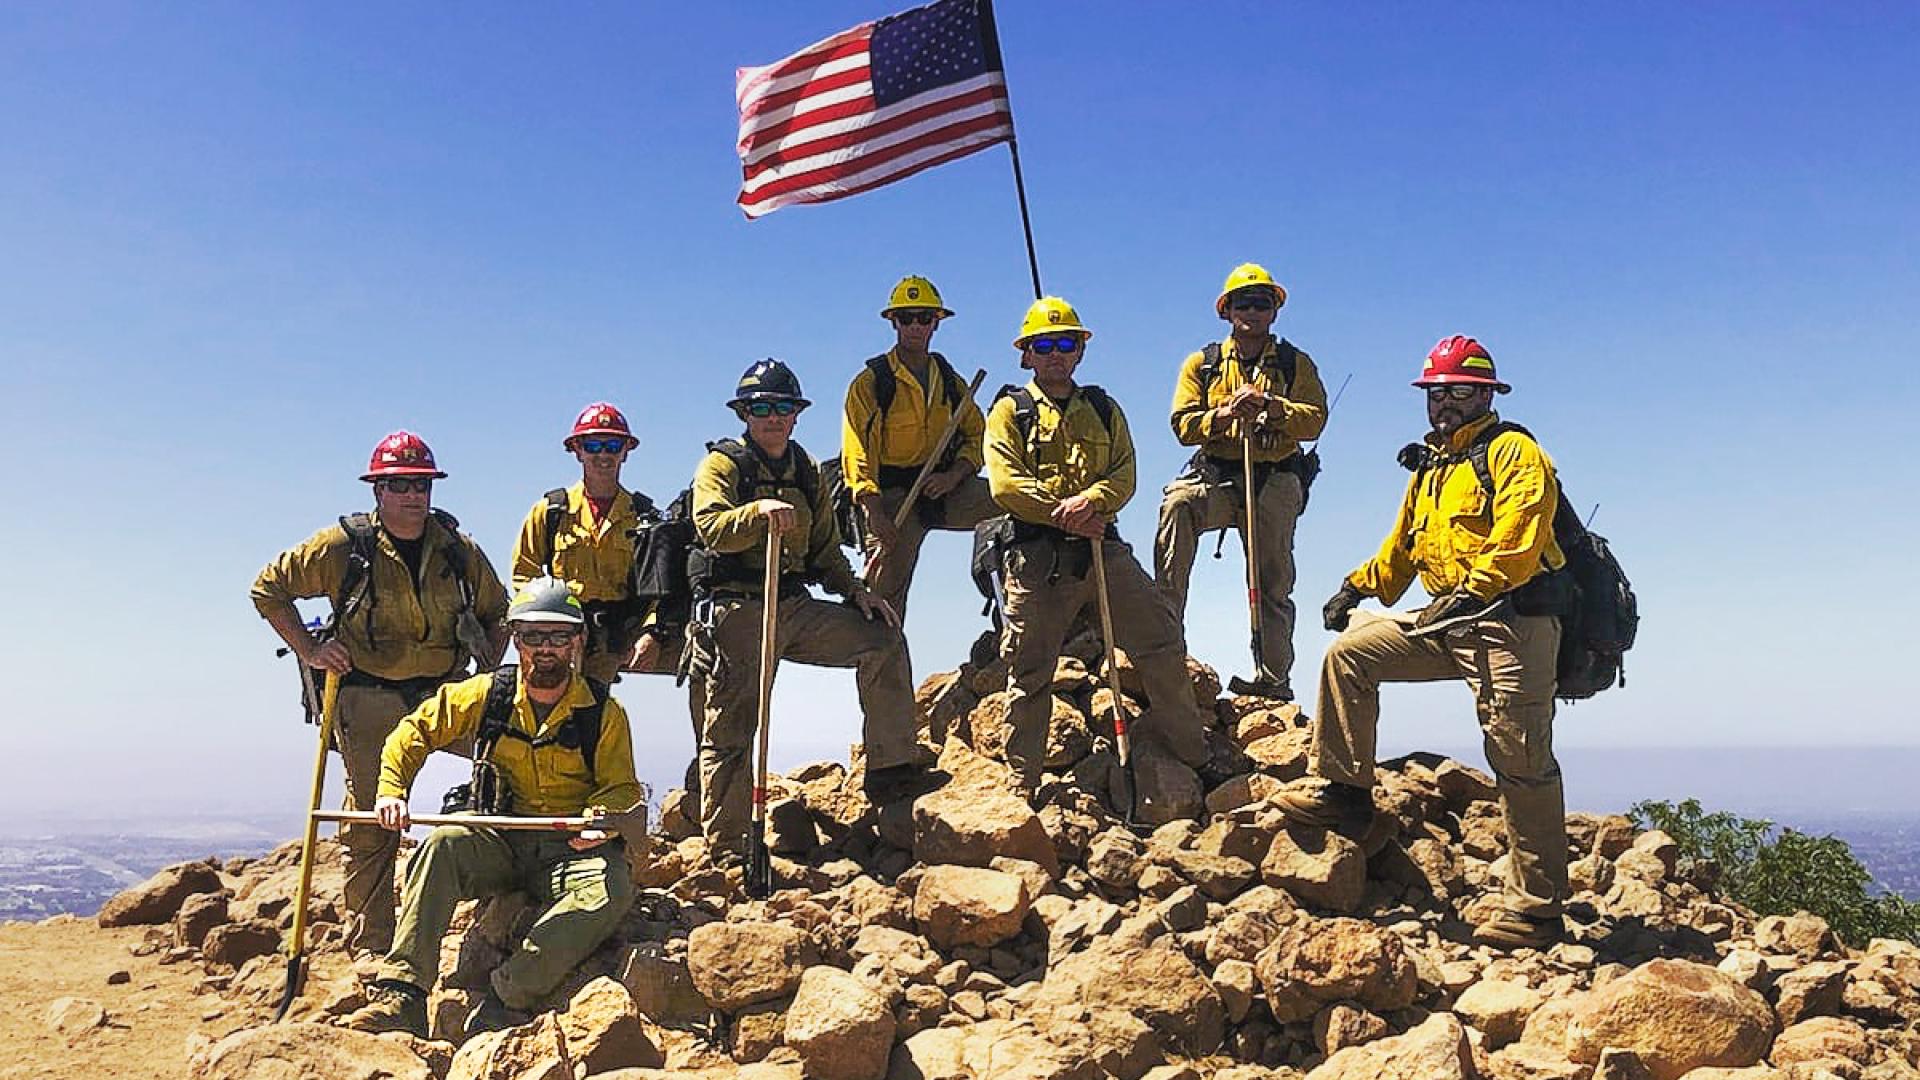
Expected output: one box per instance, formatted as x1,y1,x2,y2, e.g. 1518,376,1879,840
251,513,510,681
379,670,642,816
984,380,1137,527
510,483,644,603
1347,413,1566,604
692,439,858,597
839,350,986,499
1169,336,1328,462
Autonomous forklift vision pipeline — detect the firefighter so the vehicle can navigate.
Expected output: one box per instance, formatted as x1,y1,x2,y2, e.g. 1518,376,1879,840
1154,263,1328,701
252,431,509,954
983,297,1210,823
840,275,996,624
343,577,641,1037
1279,336,1570,950
687,360,930,865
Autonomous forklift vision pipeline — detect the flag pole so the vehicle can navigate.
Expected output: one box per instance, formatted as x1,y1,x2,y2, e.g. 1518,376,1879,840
982,1,1042,300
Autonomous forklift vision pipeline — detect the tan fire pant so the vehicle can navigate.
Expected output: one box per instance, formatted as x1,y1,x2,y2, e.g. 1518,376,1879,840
333,684,412,954
1311,609,1566,917
860,473,999,624
999,537,1209,798
692,595,923,858
380,828,633,1009
1155,467,1303,685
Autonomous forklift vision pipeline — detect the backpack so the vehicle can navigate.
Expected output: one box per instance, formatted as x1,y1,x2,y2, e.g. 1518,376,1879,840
1401,421,1639,701
628,489,696,631
968,384,1121,631
1195,340,1322,507
335,509,478,653
685,438,823,595
542,488,655,577
825,352,973,548
441,664,612,814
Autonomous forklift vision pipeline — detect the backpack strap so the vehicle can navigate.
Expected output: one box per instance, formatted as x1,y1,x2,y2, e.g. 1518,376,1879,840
931,352,968,410
541,488,568,576
427,508,478,618
713,437,820,508
1077,385,1118,434
336,512,381,648
476,664,519,758
1465,421,1534,496
995,384,1115,441
1197,340,1296,400
862,355,896,440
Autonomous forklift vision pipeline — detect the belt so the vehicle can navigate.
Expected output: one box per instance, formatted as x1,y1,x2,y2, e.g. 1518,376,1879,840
877,464,923,489
340,668,457,707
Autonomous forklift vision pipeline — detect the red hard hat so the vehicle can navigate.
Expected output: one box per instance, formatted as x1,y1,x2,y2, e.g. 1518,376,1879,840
565,402,638,450
361,431,447,482
1414,335,1510,393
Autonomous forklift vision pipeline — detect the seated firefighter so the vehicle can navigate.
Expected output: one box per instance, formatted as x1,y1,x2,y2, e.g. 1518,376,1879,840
982,297,1210,822
345,577,641,1038
1278,335,1569,950
686,359,930,865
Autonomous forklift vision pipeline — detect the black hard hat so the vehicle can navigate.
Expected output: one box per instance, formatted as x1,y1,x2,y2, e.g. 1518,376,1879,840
728,359,811,409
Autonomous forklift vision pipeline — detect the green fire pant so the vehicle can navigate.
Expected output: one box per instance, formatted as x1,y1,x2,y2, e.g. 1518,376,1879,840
1154,467,1304,686
860,474,1000,625
1311,608,1566,918
379,826,634,1009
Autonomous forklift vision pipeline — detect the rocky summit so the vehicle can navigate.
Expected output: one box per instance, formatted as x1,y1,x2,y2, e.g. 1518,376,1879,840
20,650,1920,1079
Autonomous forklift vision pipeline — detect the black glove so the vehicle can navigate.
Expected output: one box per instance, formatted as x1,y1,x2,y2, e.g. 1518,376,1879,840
1413,589,1479,631
1322,583,1365,632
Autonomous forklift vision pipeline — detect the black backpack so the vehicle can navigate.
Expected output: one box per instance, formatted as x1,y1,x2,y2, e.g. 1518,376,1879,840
968,384,1121,630
441,664,612,814
541,488,655,577
684,438,823,595
628,489,696,632
1400,422,1639,700
1193,340,1323,507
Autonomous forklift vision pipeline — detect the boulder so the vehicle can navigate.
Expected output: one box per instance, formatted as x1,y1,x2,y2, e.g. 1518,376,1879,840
447,1013,572,1080
686,921,811,1012
1257,917,1417,1023
1456,978,1546,1049
1767,1016,1872,1074
1313,1002,1389,1056
1212,959,1257,1024
1306,1012,1474,1080
559,976,663,1074
1086,828,1146,889
202,918,282,969
621,948,710,1028
1565,959,1776,1080
1261,827,1366,912
44,996,106,1038
1031,941,1226,1055
173,892,229,949
957,1018,1102,1080
733,998,790,1063
191,1023,433,1080
1483,1041,1593,1080
1130,743,1204,826
1754,913,1842,962
784,966,896,1080
1771,960,1847,1026
913,865,1030,949
913,782,1058,876
98,859,223,927
1164,849,1257,901
850,925,941,983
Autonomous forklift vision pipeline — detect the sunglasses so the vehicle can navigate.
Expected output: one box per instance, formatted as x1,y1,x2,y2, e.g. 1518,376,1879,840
1425,385,1483,402
743,400,801,418
577,437,629,454
515,628,579,648
1230,296,1276,313
376,477,433,494
892,311,939,326
1025,336,1082,356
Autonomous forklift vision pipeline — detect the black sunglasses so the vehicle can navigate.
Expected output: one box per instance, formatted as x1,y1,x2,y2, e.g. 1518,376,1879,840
1425,385,1483,402
514,628,580,647
892,311,939,326
1230,296,1276,313
376,477,433,494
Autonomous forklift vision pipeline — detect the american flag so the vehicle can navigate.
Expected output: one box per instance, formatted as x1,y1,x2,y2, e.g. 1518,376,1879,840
735,0,1015,219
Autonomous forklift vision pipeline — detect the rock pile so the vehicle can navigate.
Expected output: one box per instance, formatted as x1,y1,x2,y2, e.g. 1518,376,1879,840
88,650,1920,1079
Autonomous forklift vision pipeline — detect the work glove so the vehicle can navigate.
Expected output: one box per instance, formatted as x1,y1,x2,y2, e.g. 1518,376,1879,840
1413,589,1480,632
1322,583,1365,632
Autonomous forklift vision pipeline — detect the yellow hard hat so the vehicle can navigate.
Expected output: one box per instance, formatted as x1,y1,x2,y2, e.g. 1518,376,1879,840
1013,296,1093,347
1215,262,1289,317
881,275,953,318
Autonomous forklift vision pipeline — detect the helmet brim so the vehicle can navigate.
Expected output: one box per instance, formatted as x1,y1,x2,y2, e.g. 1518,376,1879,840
509,612,585,625
728,394,812,410
1414,374,1511,394
361,467,448,482
882,306,954,319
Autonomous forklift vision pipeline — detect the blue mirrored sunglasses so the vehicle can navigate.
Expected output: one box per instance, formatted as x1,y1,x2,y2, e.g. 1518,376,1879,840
744,400,801,418
1026,336,1082,355
577,437,629,454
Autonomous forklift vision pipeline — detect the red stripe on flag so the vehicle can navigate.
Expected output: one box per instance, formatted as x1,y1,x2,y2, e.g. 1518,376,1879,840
739,64,872,124
739,94,878,157
744,84,1008,174
739,129,1011,216
743,111,1011,203
757,33,868,82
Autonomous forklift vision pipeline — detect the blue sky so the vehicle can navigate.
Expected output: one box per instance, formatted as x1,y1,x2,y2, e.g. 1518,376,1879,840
2,4,1915,818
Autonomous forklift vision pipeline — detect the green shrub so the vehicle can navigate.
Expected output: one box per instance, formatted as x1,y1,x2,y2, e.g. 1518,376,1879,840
1629,798,1920,948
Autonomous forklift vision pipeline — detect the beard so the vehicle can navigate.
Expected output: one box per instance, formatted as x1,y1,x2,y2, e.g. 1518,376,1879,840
525,654,572,689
